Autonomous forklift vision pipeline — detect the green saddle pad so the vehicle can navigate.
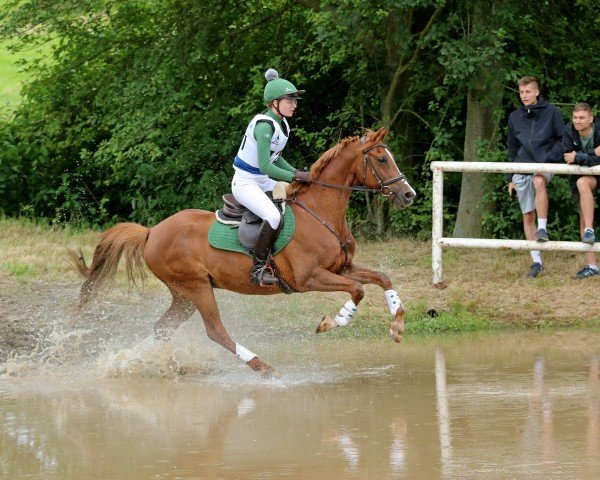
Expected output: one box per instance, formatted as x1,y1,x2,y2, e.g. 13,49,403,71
208,207,296,257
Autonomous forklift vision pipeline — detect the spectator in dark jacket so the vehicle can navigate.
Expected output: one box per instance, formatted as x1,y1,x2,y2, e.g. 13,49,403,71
507,76,564,278
564,102,600,279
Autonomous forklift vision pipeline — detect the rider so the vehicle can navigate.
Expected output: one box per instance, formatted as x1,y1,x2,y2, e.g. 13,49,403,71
232,68,311,286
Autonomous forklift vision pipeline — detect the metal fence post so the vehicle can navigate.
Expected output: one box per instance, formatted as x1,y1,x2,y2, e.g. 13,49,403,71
432,166,444,285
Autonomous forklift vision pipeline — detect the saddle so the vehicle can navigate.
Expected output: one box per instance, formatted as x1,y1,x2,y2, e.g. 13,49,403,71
215,184,288,251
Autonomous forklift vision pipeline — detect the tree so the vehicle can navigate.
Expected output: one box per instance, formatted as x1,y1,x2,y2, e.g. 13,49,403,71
301,0,445,236
446,0,505,238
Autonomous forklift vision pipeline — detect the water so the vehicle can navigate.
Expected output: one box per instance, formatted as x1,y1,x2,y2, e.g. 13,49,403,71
1,326,598,479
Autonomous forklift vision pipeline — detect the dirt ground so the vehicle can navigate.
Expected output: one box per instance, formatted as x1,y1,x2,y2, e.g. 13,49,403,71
0,272,172,365
0,273,88,362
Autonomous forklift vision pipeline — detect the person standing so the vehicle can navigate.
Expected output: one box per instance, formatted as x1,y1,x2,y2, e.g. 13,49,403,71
507,76,565,278
563,102,600,279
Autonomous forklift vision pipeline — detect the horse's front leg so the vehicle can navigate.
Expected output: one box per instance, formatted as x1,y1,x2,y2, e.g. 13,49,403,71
339,264,405,343
299,267,365,335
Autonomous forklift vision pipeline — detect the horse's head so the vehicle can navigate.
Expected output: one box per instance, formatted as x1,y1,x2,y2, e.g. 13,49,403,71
355,128,416,208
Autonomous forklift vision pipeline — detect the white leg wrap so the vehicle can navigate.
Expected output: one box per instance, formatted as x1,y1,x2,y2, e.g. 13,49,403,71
335,300,357,327
385,290,404,316
235,343,257,363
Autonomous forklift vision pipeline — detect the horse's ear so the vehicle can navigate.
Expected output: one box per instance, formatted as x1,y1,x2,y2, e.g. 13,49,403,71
375,127,389,142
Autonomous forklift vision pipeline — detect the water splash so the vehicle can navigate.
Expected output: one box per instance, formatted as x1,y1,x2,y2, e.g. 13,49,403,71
96,323,221,379
0,324,95,378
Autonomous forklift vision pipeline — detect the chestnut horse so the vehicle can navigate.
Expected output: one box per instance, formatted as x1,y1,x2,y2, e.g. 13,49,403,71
71,127,415,376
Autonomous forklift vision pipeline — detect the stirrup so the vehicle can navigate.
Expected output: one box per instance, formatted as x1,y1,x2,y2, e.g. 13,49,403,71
250,262,279,286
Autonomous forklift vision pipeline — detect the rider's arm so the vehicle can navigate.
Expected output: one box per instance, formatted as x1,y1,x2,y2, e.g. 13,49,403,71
255,122,295,182
273,155,296,174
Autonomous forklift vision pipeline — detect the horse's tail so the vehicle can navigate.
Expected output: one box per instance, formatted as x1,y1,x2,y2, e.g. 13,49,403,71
68,222,150,308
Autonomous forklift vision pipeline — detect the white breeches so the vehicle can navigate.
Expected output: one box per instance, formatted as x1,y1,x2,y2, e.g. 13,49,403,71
232,170,281,229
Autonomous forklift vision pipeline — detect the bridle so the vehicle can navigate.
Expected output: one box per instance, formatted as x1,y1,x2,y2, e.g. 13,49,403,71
310,142,409,200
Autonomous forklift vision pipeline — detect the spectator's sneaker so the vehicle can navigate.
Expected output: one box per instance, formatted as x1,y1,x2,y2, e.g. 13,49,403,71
526,262,544,278
535,228,549,242
582,228,595,244
573,265,599,280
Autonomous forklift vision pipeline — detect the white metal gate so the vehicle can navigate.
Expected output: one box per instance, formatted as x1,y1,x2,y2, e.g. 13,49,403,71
430,161,600,285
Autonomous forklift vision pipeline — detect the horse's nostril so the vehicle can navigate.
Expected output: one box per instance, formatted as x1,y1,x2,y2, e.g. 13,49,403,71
405,191,414,199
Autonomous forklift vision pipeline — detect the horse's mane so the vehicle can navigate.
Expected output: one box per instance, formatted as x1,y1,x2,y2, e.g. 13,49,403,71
287,133,363,196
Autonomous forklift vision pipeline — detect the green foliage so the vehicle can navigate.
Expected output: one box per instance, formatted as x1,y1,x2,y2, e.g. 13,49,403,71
1,0,600,239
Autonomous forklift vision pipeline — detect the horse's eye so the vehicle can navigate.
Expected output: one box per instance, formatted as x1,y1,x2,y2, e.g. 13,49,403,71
377,156,387,164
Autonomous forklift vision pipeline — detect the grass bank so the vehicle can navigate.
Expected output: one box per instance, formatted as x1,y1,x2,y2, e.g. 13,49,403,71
0,38,27,113
1,216,599,335
0,33,54,114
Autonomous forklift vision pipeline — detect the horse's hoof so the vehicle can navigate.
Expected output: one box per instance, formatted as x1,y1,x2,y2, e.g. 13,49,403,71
261,367,282,379
316,315,337,334
389,325,403,343
247,358,282,378
389,311,405,343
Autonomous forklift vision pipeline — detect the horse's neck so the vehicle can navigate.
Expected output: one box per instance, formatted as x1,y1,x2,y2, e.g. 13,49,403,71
297,150,355,227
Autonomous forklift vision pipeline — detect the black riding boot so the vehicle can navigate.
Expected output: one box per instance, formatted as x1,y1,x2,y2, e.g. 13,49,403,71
250,220,279,285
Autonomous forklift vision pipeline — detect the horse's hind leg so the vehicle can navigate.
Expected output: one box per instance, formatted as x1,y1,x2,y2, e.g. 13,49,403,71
180,279,280,377
154,288,196,340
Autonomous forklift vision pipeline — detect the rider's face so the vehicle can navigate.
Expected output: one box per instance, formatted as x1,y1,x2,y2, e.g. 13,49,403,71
274,97,297,118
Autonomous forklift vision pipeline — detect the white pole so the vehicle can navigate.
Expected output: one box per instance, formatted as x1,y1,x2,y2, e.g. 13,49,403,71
430,161,600,175
432,168,444,285
440,237,600,252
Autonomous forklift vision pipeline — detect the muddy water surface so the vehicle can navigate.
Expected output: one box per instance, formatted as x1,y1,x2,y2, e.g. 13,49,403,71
1,326,599,479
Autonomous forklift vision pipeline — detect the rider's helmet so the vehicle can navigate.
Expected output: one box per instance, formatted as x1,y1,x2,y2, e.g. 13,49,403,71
263,68,304,103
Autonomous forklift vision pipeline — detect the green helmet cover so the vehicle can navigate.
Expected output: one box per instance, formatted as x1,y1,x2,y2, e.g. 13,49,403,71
263,68,303,103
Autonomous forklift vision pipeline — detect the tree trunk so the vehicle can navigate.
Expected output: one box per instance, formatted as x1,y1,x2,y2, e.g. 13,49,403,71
452,86,501,237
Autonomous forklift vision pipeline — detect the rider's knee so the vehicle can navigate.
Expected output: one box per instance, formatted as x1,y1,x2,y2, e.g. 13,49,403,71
265,212,281,230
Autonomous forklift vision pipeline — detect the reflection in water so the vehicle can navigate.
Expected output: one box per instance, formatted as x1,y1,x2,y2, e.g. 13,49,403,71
522,357,555,465
1,332,600,479
588,356,599,474
389,419,407,475
435,348,451,477
336,433,360,471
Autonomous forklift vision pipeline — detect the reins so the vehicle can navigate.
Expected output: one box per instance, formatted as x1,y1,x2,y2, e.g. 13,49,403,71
287,197,353,264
